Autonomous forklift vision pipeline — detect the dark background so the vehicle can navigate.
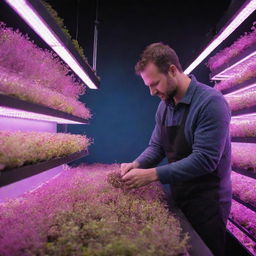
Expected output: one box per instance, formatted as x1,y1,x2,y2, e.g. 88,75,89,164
1,0,255,165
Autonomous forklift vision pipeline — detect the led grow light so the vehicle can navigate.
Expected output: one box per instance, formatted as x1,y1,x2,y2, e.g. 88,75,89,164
232,112,256,120
184,0,256,75
0,106,84,124
5,0,98,89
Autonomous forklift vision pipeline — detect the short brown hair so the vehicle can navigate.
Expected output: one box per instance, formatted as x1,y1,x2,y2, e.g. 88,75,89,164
135,42,183,74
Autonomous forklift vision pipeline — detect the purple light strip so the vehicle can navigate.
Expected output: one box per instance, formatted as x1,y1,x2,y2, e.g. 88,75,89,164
232,113,256,120
0,106,83,124
5,0,98,89
184,0,256,74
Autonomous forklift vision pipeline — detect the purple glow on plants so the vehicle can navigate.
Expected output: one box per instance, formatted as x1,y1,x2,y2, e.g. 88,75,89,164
225,87,256,112
0,106,84,124
184,0,256,74
232,142,256,172
231,118,256,137
5,0,98,89
212,51,256,80
0,164,189,256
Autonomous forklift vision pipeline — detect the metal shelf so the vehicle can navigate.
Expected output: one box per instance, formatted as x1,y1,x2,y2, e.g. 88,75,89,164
228,217,256,243
210,44,256,80
231,137,256,143
0,150,88,187
0,94,88,124
232,167,256,180
232,105,256,116
225,229,254,256
232,195,256,213
221,77,256,95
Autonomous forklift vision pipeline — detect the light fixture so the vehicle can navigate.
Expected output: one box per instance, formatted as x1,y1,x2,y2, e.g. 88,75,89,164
0,106,84,124
5,0,98,89
184,0,256,74
231,112,256,120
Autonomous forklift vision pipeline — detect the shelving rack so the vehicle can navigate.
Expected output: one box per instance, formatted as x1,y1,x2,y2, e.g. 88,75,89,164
209,20,256,255
0,0,99,199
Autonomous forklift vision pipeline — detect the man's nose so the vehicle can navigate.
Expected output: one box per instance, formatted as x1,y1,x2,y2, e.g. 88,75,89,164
149,87,157,96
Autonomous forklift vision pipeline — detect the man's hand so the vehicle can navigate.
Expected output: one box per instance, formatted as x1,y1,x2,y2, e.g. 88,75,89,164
122,168,158,189
120,161,140,176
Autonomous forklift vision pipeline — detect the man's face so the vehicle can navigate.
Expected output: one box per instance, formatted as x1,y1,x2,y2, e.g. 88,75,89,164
140,62,177,101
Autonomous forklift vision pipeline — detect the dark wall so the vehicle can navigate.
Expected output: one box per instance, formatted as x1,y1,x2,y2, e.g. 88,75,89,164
66,0,232,165
2,0,253,165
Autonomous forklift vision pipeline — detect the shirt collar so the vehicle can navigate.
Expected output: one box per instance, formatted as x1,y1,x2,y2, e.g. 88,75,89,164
178,74,197,105
165,74,198,106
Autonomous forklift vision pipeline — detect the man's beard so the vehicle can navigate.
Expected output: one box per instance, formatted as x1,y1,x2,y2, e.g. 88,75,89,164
165,77,177,101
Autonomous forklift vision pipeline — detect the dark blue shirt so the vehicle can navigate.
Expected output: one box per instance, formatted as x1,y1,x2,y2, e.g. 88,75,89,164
135,74,232,205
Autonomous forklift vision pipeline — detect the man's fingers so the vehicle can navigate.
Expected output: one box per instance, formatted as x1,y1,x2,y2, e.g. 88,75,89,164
120,163,133,176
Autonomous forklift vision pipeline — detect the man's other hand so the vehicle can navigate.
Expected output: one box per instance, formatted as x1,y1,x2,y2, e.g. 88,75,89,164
120,161,140,176
122,168,158,189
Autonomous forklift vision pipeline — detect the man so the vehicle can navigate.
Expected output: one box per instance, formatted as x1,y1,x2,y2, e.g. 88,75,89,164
121,42,232,256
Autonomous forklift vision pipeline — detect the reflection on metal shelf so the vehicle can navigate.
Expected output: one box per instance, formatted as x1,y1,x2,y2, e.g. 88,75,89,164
0,106,83,124
5,0,100,89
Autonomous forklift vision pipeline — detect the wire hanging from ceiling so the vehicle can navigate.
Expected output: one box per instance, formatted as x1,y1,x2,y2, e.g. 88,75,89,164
93,0,99,72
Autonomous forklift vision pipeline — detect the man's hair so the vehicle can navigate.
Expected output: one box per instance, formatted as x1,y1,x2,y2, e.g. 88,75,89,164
135,42,183,74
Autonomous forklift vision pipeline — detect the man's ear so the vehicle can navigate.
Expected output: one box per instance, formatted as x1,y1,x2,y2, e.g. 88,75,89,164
168,64,177,76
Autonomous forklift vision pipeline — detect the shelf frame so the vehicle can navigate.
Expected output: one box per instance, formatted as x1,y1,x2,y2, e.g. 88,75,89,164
0,94,88,124
228,217,256,243
231,137,256,143
232,167,256,180
210,44,256,80
0,150,88,187
232,105,256,117
221,77,256,95
232,194,256,213
226,229,254,256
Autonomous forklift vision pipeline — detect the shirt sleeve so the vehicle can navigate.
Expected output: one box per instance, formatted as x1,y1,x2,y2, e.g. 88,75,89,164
156,95,231,184
135,104,165,168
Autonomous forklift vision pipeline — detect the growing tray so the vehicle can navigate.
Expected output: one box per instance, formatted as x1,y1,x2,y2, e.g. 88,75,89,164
0,150,88,187
0,94,88,124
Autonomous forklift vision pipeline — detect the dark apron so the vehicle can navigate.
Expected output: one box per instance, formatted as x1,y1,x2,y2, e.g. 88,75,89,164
161,103,226,256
